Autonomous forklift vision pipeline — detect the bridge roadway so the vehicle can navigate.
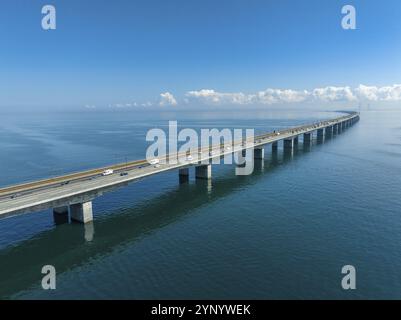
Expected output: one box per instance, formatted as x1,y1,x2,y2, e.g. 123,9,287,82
0,112,359,223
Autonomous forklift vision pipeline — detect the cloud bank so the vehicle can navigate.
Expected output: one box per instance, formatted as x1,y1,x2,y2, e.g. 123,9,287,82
99,84,401,109
185,85,401,105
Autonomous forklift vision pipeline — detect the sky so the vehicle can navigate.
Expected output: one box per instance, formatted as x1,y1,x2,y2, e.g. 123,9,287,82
0,0,401,110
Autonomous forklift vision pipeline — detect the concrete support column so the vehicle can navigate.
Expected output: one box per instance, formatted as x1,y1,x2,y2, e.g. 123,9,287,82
317,128,324,140
195,164,212,180
272,141,278,152
254,148,264,160
179,168,189,183
53,206,69,224
303,133,312,146
325,126,333,137
70,201,93,223
284,138,294,151
293,136,299,145
53,206,68,215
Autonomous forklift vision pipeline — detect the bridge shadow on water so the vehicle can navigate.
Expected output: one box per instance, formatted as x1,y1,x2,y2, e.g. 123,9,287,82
0,135,337,299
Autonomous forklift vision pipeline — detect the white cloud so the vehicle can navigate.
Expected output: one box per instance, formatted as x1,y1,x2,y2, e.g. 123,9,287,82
159,92,177,106
185,89,253,105
107,101,152,109
311,86,356,102
256,88,309,104
186,88,314,105
355,84,401,101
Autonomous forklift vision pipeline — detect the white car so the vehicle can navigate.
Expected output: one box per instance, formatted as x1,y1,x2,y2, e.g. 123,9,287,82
186,155,193,161
225,146,232,151
209,151,215,156
102,169,114,176
149,159,160,165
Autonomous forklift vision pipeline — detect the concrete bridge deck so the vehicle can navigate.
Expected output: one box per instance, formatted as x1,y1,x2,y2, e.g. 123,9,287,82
0,112,359,223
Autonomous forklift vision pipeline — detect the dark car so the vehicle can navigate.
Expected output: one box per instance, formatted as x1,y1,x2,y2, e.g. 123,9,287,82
120,172,128,176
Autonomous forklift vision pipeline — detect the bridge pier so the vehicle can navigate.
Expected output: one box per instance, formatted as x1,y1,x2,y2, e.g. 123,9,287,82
53,206,68,215
70,201,93,224
254,147,264,160
325,126,333,138
303,133,312,146
179,168,189,183
271,141,278,152
293,136,299,146
332,124,336,135
53,206,69,225
284,138,294,151
317,128,324,141
195,164,212,180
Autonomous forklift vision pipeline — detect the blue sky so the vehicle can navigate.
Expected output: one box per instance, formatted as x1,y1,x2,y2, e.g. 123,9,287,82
1,0,401,109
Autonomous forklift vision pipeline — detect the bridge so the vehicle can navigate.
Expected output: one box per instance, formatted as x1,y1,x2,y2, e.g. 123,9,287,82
0,112,359,224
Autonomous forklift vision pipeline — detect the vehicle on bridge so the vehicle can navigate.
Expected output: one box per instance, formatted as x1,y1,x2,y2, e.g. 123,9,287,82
149,159,160,165
102,169,114,176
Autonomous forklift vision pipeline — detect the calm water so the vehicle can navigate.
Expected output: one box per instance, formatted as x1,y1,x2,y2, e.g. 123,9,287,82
0,109,401,299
